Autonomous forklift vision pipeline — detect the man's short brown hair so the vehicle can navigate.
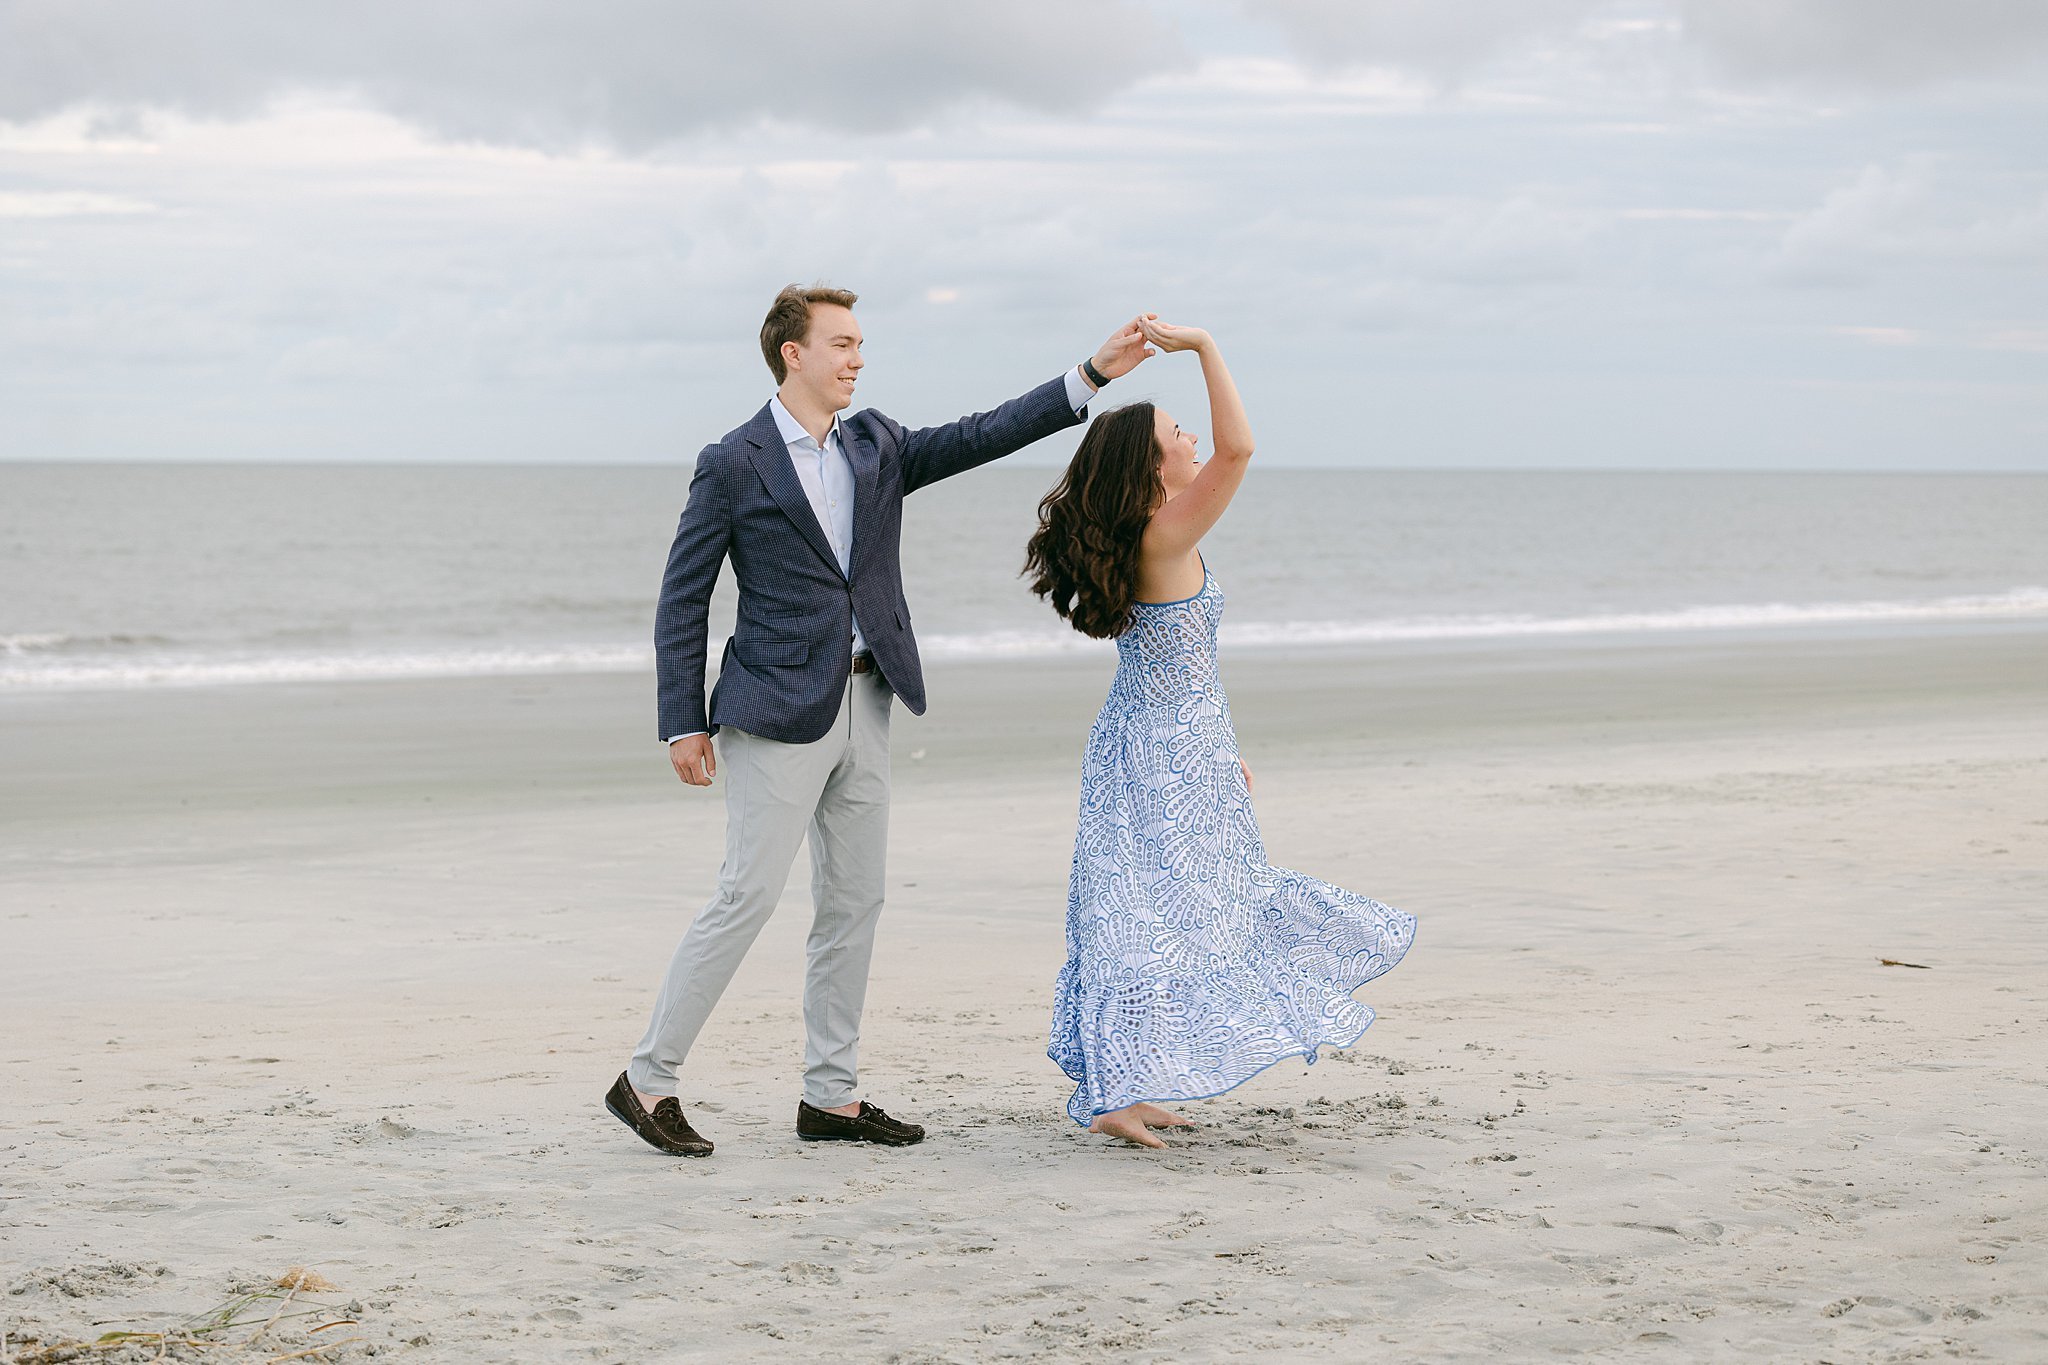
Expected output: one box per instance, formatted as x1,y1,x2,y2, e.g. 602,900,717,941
760,283,859,383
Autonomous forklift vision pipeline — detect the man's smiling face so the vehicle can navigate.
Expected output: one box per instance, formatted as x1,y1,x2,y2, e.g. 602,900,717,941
786,303,864,413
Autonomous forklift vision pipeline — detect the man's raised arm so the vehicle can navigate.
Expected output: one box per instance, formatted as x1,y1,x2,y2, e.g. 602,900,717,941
895,317,1156,493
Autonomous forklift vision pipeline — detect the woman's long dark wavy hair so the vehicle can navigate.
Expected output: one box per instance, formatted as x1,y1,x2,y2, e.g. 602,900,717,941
1023,402,1163,639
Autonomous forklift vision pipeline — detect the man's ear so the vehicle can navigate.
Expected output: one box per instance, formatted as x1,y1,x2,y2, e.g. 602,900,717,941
782,340,803,374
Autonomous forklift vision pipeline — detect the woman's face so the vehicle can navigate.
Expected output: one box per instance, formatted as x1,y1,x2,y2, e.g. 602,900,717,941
1154,408,1200,498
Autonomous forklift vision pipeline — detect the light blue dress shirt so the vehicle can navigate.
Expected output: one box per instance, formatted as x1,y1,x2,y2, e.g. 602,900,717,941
768,393,865,654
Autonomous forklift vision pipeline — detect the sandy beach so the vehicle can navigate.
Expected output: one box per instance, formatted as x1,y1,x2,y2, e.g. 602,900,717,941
4,626,2045,1361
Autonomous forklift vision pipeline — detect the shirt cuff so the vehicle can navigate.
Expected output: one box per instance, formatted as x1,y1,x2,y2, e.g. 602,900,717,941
1064,365,1095,414
666,732,706,744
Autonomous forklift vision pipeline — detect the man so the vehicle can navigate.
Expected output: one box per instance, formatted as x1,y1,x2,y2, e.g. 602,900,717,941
604,284,1154,1155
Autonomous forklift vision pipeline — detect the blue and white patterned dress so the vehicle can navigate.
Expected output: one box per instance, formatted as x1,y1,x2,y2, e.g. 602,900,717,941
1048,560,1417,1125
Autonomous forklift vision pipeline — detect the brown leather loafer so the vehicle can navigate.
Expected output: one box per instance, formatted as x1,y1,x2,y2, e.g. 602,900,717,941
604,1072,714,1157
796,1099,925,1146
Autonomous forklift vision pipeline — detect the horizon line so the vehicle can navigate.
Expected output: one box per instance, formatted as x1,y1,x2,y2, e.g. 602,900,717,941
3,458,2043,476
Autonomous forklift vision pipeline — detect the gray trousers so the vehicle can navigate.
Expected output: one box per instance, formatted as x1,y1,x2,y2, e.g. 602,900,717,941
629,671,892,1109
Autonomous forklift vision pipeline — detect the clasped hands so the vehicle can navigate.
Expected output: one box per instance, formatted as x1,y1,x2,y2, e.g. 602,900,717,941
1089,314,1213,386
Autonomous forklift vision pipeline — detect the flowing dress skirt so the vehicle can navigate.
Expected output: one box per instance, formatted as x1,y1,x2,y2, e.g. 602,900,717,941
1047,566,1417,1124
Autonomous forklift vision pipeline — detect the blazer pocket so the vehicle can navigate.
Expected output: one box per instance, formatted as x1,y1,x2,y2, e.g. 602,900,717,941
736,638,809,667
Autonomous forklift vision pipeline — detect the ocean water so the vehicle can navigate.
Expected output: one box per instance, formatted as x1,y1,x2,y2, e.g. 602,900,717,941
3,464,2045,691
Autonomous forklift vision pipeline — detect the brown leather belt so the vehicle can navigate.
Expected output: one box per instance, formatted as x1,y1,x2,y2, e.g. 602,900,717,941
850,653,875,675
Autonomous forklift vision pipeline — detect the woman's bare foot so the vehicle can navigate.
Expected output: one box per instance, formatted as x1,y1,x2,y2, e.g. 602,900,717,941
1131,1102,1195,1129
1088,1107,1168,1148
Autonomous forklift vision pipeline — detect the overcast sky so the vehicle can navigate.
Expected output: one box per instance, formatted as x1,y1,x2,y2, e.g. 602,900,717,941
2,0,2044,469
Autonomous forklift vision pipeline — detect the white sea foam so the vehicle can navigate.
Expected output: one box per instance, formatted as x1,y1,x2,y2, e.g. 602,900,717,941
0,645,652,692
923,587,2048,658
1,633,74,655
4,588,2043,692
1219,586,2048,648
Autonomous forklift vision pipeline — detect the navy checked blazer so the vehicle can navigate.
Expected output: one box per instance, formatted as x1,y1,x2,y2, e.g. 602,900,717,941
655,374,1087,744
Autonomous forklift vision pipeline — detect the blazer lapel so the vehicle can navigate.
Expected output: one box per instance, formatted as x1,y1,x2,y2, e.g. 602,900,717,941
742,406,843,578
845,424,880,580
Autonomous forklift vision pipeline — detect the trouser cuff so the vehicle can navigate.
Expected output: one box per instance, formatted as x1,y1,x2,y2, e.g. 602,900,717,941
626,1060,676,1099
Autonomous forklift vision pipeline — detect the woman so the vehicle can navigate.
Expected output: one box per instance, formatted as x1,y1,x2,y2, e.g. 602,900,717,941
1026,318,1417,1148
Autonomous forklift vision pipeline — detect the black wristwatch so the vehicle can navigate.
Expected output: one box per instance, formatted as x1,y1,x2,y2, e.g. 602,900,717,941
1081,357,1111,389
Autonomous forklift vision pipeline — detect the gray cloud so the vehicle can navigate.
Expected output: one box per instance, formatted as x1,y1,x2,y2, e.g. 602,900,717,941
1678,0,2048,92
0,0,1187,150
1232,0,1613,78
1238,0,2048,93
10,0,2047,161
1776,157,2048,287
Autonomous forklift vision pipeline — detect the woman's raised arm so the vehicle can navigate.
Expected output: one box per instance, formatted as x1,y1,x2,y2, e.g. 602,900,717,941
1142,321,1255,559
